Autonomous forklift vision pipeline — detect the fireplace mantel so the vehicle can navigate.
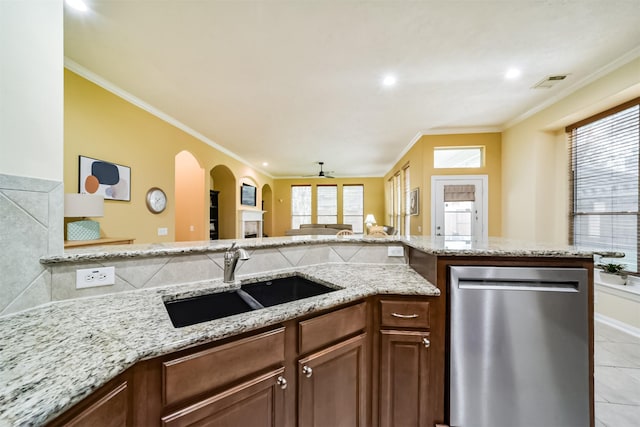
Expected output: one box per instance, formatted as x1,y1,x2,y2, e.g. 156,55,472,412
239,209,265,238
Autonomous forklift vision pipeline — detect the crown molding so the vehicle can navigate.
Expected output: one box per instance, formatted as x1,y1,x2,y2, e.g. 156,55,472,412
64,58,273,179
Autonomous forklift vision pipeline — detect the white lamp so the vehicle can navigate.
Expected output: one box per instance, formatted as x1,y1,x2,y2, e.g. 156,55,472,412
364,214,377,233
64,193,104,240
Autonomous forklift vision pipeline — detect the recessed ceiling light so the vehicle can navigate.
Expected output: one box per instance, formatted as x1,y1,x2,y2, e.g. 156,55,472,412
65,0,88,12
505,68,522,80
262,162,269,167
382,74,397,87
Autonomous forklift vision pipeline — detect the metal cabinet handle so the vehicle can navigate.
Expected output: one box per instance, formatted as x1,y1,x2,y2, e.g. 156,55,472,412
391,313,419,319
277,376,288,390
423,337,430,348
302,365,313,378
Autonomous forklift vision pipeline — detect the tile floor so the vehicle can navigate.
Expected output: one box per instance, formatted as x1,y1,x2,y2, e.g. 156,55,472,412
594,321,640,426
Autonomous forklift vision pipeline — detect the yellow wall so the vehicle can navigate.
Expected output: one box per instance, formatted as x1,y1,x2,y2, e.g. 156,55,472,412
175,151,205,241
385,133,502,236
272,178,385,236
65,69,273,243
502,57,640,243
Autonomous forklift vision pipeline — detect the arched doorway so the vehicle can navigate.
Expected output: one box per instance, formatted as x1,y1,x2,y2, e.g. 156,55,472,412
210,165,236,239
175,151,205,241
262,184,273,237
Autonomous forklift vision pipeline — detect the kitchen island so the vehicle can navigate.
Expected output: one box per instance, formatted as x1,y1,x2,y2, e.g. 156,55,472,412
0,236,593,426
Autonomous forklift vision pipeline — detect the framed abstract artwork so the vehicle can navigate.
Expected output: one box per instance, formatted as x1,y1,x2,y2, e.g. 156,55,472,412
79,156,131,201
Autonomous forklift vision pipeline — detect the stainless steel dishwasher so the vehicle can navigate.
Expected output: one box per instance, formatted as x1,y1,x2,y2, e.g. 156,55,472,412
449,266,590,427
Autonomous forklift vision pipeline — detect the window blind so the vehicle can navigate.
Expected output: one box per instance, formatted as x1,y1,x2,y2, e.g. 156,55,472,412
444,185,476,202
317,185,337,224
291,185,312,229
568,98,640,272
343,185,364,233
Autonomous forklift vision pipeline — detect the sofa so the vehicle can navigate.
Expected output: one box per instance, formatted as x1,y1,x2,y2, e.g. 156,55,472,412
285,224,353,236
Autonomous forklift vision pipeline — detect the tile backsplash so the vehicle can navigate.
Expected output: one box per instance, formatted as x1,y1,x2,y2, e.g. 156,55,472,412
47,243,405,303
0,173,63,315
0,179,405,316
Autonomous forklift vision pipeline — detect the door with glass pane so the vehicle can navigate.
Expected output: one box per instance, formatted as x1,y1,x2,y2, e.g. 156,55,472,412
431,176,488,244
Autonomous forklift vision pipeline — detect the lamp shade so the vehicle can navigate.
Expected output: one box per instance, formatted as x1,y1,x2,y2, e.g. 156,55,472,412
364,214,377,225
64,193,104,218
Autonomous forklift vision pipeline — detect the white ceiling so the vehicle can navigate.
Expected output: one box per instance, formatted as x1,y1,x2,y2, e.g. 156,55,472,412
64,0,640,178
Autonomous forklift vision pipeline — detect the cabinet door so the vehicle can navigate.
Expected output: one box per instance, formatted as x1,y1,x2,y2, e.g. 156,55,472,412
50,380,130,427
161,368,286,427
298,333,367,427
379,330,431,427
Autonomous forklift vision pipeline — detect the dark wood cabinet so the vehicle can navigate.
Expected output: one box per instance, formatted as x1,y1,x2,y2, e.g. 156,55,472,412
161,368,286,427
298,333,368,427
374,296,443,427
48,374,132,427
379,330,431,427
209,190,219,240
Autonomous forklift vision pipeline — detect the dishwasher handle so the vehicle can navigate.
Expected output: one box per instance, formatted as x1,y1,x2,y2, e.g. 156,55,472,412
451,266,588,293
457,280,579,292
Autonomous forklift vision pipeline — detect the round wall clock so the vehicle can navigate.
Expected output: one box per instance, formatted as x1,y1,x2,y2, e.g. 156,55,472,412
146,187,167,214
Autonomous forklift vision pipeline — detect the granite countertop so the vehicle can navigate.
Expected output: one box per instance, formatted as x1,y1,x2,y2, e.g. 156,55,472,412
0,263,437,426
40,235,593,265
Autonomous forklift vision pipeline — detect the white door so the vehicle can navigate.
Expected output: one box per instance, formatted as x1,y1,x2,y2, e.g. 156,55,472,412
431,175,488,244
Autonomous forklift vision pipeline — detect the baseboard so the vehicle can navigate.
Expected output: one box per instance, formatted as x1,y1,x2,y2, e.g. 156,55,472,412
595,313,640,339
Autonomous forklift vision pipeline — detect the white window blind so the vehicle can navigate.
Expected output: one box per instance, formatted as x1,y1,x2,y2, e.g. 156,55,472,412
394,173,402,231
343,185,364,233
291,185,311,229
317,185,337,224
403,166,410,235
568,98,640,272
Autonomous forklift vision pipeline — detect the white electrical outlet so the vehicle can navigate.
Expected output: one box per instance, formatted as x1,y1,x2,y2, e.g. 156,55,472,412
387,246,404,257
76,267,115,289
158,227,168,236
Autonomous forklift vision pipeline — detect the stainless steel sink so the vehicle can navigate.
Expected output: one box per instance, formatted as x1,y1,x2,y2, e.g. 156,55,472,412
164,275,338,328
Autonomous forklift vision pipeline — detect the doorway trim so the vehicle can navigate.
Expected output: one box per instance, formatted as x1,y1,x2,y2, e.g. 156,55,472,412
430,174,489,239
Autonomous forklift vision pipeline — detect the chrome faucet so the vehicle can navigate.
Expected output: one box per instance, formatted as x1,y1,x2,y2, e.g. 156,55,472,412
223,242,250,283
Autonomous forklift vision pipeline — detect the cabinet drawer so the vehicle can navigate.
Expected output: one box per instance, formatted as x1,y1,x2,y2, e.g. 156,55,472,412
380,300,430,329
298,302,366,355
163,327,285,407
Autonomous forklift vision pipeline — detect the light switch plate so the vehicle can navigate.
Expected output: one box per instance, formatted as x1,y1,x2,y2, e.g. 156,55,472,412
76,267,115,289
387,246,404,257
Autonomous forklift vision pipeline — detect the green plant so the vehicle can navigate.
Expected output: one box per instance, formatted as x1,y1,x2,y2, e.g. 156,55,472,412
597,263,626,275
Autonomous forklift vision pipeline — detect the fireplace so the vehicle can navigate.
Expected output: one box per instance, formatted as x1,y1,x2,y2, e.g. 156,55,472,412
239,209,264,239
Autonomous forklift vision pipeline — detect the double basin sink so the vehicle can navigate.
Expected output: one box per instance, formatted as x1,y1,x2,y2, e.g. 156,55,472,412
164,275,339,328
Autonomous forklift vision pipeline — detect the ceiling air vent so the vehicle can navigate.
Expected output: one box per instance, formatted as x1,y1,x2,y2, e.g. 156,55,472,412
532,74,569,89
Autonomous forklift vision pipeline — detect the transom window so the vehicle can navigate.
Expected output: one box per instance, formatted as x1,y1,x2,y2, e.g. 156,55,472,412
434,147,483,168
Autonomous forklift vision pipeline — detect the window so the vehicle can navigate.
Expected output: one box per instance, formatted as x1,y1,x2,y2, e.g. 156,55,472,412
403,166,410,235
394,173,402,232
568,98,640,273
434,147,483,168
343,185,364,233
317,185,337,224
291,185,311,229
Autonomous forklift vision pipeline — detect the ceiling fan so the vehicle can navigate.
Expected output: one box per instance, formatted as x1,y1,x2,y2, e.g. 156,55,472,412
305,161,335,178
